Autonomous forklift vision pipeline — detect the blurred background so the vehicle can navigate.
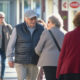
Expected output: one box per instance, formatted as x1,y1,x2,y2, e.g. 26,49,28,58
0,0,80,31
0,0,80,79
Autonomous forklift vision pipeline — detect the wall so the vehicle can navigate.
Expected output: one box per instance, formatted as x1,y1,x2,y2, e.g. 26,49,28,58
45,0,53,21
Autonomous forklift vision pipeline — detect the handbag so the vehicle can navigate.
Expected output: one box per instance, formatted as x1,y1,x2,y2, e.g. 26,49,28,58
49,30,61,51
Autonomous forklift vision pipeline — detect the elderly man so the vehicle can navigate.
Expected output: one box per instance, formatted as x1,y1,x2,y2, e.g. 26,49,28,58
6,10,44,80
0,12,12,80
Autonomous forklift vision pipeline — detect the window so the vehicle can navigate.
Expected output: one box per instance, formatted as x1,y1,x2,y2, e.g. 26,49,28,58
0,1,10,23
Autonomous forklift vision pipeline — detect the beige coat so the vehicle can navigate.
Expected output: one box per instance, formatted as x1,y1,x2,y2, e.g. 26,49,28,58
35,27,64,67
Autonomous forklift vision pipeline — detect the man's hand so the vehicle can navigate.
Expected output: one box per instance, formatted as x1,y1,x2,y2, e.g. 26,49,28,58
8,61,14,68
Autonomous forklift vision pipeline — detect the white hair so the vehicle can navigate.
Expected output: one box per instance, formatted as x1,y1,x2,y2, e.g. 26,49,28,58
0,12,5,18
0,12,7,25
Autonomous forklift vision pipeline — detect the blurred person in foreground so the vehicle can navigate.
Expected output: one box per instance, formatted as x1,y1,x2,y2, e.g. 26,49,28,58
56,11,80,80
6,10,44,80
0,12,12,80
35,15,64,80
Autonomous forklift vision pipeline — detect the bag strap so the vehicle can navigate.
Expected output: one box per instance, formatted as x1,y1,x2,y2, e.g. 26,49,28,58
49,30,61,51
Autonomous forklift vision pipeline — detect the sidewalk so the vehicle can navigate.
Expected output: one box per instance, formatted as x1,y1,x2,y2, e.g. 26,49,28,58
0,58,17,80
4,63,17,80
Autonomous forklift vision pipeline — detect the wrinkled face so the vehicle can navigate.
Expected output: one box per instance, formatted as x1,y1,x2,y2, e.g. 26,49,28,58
0,17,4,24
25,17,37,28
47,19,55,30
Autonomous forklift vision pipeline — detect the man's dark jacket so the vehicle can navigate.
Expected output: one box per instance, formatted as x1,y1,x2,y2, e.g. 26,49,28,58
15,22,44,64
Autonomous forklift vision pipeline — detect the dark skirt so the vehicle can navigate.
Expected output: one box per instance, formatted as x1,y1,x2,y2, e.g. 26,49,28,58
58,73,80,80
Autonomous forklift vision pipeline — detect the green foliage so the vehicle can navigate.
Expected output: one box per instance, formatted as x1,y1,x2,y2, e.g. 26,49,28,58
62,16,67,20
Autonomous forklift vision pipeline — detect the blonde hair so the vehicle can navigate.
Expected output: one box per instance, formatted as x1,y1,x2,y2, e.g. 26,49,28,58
73,11,80,27
0,12,5,18
0,12,7,25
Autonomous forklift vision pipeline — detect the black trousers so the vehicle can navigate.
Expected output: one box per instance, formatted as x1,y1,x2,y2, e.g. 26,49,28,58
43,66,57,80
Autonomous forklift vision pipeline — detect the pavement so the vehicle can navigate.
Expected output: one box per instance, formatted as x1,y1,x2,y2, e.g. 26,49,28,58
0,57,17,80
4,62,17,80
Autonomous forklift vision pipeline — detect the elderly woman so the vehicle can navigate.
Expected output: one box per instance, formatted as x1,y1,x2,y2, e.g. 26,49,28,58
0,12,12,80
56,11,80,80
35,15,64,80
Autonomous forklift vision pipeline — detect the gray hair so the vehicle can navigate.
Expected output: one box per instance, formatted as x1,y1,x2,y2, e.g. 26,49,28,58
48,15,61,28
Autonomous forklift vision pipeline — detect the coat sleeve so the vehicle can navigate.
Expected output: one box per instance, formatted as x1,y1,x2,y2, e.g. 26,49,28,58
6,28,17,61
56,33,69,79
7,24,13,35
35,30,47,56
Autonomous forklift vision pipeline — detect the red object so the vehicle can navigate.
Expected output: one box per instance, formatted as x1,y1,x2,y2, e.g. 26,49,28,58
70,1,79,8
63,2,67,8
56,27,80,79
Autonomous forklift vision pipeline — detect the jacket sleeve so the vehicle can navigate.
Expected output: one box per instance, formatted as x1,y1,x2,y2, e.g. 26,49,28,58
7,24,13,34
56,33,69,79
6,27,17,61
35,30,47,56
